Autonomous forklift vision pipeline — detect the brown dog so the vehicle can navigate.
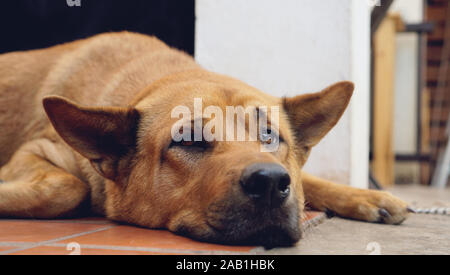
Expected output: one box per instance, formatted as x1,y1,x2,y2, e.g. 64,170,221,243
0,32,409,247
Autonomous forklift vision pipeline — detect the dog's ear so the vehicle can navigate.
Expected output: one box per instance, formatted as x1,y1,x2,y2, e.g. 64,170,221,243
43,96,140,181
283,81,354,151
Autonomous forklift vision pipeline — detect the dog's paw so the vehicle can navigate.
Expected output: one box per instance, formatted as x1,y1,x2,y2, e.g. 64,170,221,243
334,190,410,225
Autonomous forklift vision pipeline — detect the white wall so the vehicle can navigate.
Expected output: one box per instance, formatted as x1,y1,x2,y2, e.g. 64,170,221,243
390,0,424,154
350,0,371,189
196,0,371,188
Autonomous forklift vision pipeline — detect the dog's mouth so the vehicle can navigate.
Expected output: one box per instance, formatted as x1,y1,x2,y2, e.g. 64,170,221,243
176,217,301,249
208,222,302,249
175,198,302,248
242,225,302,248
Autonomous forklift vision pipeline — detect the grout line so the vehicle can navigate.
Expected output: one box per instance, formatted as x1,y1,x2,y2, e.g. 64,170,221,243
41,243,254,255
0,225,116,255
0,219,113,225
0,241,35,247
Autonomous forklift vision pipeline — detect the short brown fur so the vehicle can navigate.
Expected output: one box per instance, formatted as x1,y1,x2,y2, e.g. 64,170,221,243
0,32,408,246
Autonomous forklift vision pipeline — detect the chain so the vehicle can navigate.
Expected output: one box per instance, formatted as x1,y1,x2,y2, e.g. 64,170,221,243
409,207,450,215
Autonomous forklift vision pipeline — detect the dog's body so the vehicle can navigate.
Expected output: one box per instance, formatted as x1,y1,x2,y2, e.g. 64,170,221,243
0,32,409,246
0,32,200,216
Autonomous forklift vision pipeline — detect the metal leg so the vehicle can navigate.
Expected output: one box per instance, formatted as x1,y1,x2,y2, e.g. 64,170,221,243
431,114,450,188
369,171,384,190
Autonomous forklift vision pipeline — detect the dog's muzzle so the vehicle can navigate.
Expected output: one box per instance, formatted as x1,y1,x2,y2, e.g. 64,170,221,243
196,164,301,248
239,163,291,209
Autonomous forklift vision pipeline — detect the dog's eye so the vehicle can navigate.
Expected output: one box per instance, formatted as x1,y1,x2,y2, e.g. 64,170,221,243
261,133,276,145
260,128,283,145
169,140,211,150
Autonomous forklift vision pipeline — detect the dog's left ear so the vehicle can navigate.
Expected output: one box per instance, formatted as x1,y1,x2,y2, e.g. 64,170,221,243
43,96,140,181
283,81,354,151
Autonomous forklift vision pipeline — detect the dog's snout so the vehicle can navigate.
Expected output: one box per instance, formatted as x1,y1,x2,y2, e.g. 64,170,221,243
240,163,291,207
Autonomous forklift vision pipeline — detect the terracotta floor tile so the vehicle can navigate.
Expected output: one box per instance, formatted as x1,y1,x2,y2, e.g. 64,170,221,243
2,217,113,225
71,217,113,223
44,217,114,225
10,246,170,255
0,221,110,242
0,211,324,254
302,211,323,222
0,246,17,252
60,225,255,252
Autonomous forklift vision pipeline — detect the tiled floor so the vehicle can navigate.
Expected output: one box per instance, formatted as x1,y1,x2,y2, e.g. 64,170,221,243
0,211,324,255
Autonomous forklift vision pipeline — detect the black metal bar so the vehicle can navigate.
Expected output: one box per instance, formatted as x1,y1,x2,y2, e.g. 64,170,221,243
416,1,432,184
402,23,435,33
395,154,431,162
369,171,383,190
371,0,395,33
416,24,426,159
370,152,431,162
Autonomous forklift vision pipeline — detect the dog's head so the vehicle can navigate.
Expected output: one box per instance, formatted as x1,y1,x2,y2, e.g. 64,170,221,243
43,72,353,247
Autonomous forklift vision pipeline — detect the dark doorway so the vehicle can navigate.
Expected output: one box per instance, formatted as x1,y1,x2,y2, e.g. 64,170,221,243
0,0,195,55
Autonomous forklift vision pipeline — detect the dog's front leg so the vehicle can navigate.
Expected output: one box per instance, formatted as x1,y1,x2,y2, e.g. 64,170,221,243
301,172,410,224
0,140,89,218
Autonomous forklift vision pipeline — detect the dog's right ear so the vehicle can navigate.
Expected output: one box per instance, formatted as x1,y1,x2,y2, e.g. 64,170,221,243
283,81,354,165
43,96,140,181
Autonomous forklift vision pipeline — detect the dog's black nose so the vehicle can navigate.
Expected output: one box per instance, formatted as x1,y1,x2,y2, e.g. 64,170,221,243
240,163,291,207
